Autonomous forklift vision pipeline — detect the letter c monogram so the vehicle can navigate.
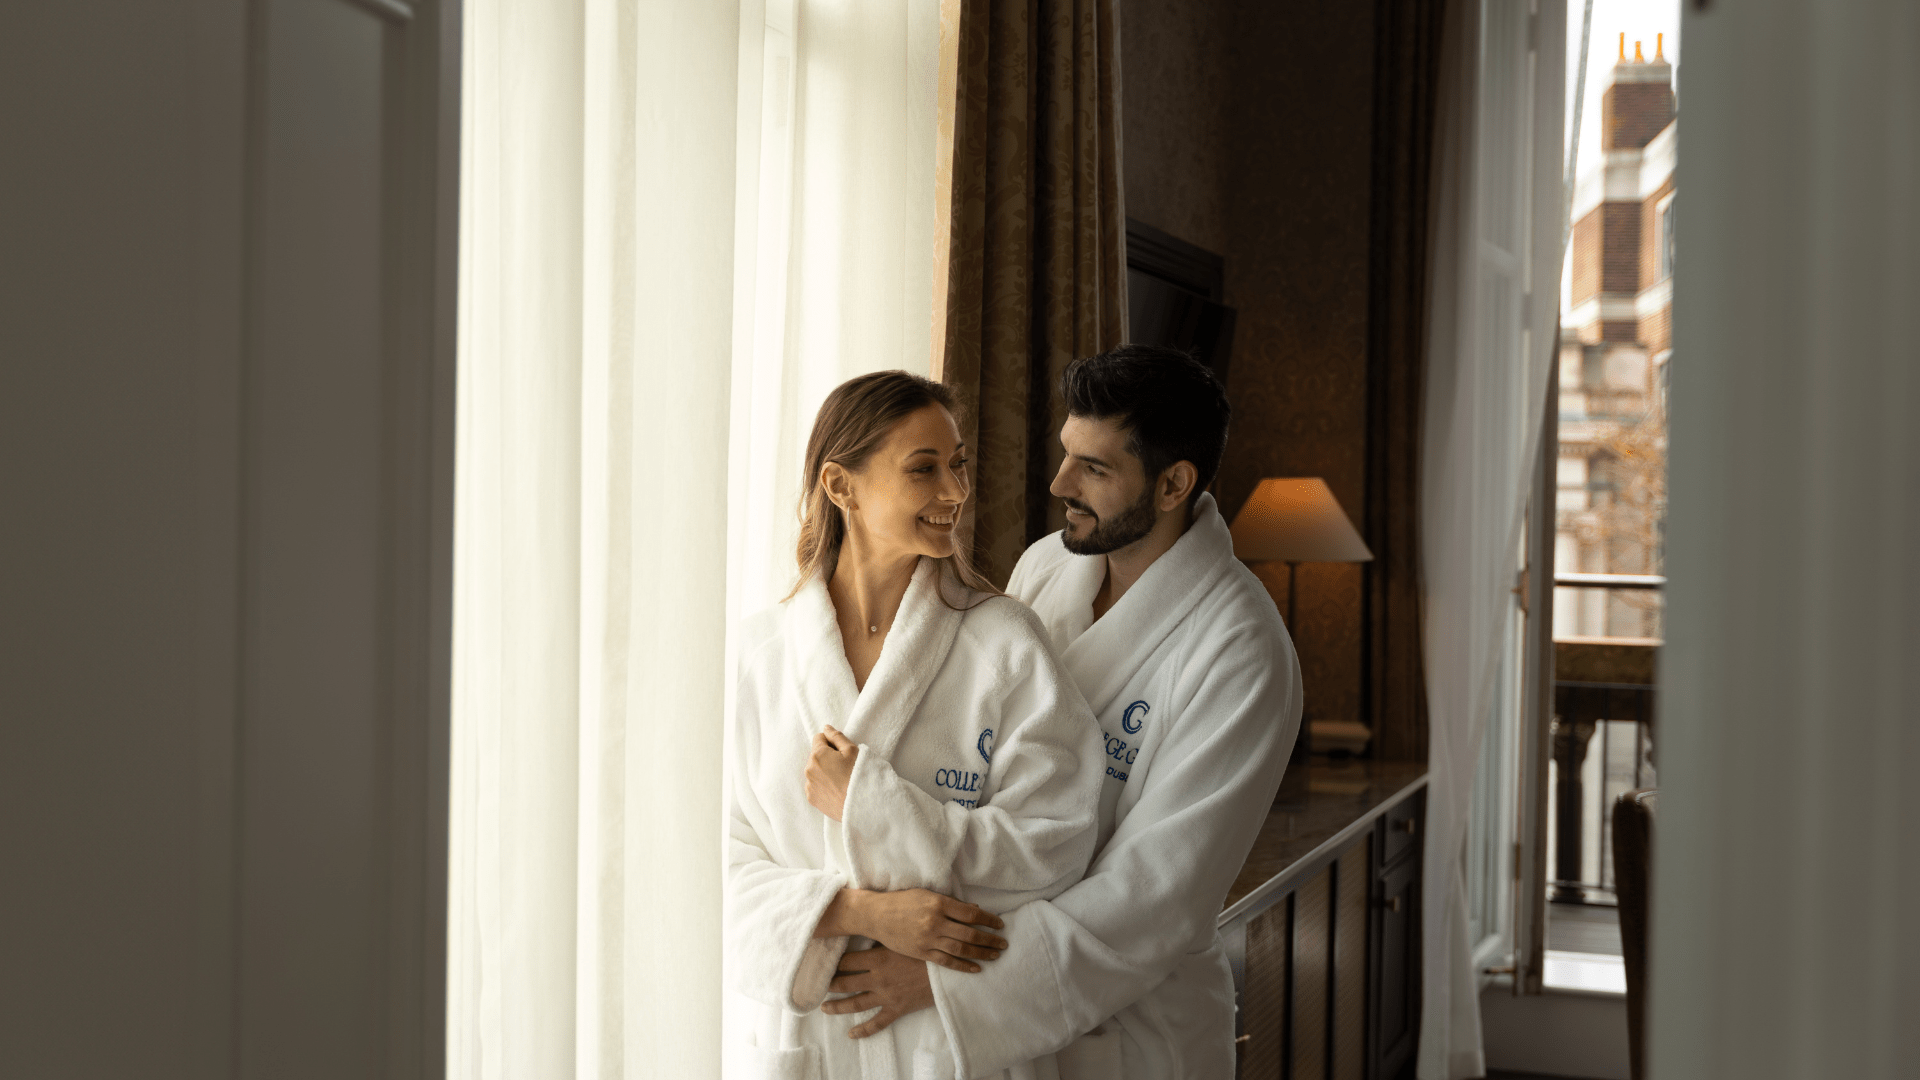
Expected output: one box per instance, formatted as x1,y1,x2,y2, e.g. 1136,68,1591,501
1121,700,1150,735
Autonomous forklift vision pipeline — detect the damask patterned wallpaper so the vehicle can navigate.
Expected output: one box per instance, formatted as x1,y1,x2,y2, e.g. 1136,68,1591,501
1117,0,1234,255
1122,0,1378,737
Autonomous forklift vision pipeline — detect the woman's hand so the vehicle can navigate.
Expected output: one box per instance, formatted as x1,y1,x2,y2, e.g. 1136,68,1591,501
805,725,859,821
816,888,1007,973
822,947,935,1038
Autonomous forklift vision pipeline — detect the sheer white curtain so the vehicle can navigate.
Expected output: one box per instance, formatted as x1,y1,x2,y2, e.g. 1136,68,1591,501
449,2,939,1078
1417,1,1565,1077
728,0,941,619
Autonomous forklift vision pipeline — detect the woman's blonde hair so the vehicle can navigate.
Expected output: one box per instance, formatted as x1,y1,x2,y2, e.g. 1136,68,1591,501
788,370,997,605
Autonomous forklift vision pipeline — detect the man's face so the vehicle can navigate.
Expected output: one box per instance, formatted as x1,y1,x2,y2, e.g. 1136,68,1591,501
1051,415,1159,556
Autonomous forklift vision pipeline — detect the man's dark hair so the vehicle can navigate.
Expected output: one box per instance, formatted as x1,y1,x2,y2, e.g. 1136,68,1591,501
1060,344,1231,507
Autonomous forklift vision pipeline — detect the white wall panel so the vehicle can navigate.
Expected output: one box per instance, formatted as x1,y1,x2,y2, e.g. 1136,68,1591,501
1654,2,1920,1077
0,2,458,1077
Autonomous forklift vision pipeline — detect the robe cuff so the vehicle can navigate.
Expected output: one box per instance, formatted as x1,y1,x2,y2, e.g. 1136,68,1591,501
927,904,1074,1079
732,866,850,1014
840,744,961,895
791,933,849,1012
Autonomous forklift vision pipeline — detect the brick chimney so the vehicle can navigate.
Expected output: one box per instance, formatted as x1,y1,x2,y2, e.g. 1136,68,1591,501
1602,33,1675,151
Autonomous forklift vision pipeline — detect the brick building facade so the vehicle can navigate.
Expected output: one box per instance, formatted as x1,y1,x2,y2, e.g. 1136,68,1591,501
1556,37,1675,639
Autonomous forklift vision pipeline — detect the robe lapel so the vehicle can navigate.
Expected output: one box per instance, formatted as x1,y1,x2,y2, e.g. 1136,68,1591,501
784,576,859,743
1033,550,1104,656
838,558,963,761
1061,494,1236,713
782,557,964,762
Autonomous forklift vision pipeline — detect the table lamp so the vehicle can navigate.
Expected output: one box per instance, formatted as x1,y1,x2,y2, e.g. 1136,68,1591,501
1230,478,1374,763
1230,478,1374,629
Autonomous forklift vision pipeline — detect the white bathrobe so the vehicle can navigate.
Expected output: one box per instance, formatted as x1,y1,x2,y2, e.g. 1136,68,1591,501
727,557,1106,1080
926,493,1304,1079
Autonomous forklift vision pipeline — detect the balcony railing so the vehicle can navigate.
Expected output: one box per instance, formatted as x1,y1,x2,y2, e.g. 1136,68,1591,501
1555,573,1664,590
1549,573,1661,903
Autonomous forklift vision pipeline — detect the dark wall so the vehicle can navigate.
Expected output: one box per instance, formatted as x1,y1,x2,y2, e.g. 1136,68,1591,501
1121,0,1378,740
1121,0,1235,254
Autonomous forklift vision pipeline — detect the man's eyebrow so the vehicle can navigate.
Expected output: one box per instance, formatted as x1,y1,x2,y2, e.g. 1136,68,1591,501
1070,452,1114,469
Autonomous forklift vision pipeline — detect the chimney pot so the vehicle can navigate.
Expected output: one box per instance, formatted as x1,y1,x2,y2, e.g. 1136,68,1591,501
1634,40,1645,62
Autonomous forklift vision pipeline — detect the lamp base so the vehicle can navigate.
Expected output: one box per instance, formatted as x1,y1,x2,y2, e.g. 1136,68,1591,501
1309,720,1373,756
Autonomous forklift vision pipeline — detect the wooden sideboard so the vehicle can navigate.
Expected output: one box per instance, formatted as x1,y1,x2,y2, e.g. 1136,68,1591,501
1221,760,1428,1080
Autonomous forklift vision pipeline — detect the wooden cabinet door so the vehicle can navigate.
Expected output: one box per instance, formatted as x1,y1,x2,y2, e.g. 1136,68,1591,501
1371,824,1422,1079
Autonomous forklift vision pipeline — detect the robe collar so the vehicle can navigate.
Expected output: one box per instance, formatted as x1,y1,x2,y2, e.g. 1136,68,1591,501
1052,492,1238,713
784,556,965,762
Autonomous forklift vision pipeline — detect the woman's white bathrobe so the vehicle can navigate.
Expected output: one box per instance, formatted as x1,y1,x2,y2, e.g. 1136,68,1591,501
727,557,1106,1080
925,493,1304,1079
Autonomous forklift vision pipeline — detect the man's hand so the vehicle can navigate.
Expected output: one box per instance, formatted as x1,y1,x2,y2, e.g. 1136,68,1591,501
805,726,859,821
823,947,936,1038
815,888,1007,973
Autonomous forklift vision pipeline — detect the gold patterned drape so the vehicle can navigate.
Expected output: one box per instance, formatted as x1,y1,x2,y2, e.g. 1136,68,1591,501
932,0,1127,588
1362,0,1444,762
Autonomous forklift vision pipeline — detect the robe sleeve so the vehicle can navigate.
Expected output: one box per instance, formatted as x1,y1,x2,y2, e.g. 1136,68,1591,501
725,648,851,1013
926,624,1303,1079
837,610,1104,911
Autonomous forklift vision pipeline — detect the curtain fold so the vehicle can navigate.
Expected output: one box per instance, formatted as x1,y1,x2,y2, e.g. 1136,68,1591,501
934,0,1128,587
453,3,743,1079
451,3,941,1078
1363,0,1446,763
728,0,942,619
1416,0,1565,1076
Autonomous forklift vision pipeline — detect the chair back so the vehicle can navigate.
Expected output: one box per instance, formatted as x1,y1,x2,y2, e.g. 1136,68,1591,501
1612,788,1657,1080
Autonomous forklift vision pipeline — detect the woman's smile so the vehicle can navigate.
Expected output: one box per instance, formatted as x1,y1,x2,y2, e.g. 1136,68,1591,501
918,509,958,531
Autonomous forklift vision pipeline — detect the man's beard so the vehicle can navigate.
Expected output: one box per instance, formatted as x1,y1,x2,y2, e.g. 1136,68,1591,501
1059,485,1158,556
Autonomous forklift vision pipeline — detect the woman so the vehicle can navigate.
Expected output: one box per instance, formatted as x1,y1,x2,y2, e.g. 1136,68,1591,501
727,372,1104,1080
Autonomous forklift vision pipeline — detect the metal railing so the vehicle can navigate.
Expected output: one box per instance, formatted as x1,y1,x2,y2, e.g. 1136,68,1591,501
1548,573,1661,904
1555,573,1664,590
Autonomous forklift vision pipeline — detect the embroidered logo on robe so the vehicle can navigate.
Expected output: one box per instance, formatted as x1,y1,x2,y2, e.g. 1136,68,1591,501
935,767,983,808
1121,700,1150,735
977,727,995,764
1103,731,1138,782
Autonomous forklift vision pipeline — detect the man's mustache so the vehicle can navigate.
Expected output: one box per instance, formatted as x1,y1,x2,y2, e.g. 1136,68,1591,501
1062,498,1097,519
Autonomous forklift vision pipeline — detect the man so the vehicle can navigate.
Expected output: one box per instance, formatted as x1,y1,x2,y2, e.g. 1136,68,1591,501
824,344,1304,1077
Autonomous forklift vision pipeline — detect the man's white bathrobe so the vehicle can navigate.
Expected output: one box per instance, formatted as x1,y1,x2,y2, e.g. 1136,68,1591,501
727,557,1106,1080
926,493,1304,1079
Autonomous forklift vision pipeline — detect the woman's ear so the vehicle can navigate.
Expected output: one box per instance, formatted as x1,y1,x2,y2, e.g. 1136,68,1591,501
822,462,856,513
1158,461,1199,512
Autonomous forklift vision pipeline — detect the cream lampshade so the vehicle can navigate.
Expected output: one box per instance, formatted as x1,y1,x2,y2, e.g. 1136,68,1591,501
1231,478,1374,762
1229,477,1375,565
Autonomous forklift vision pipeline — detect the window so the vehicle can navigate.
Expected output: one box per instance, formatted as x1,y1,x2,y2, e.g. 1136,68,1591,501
1658,196,1676,280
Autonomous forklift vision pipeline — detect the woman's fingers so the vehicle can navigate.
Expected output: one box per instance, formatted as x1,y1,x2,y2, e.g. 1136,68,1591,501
848,1007,899,1039
821,725,851,751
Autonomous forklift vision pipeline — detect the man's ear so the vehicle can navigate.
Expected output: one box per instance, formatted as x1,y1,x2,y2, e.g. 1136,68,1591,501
1157,461,1198,512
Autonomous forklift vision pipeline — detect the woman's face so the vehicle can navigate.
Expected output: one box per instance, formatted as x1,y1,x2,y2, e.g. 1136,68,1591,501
833,403,971,564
